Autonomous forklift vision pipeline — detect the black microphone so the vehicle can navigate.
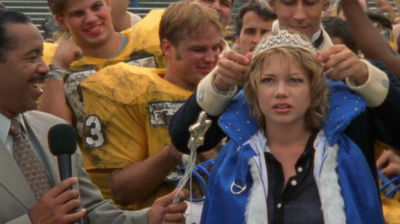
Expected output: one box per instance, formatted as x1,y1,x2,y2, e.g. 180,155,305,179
48,124,77,180
48,124,82,224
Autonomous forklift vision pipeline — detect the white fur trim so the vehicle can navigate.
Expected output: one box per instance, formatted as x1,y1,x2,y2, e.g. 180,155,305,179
185,201,203,224
247,130,269,198
245,130,269,224
246,158,269,224
245,130,346,224
314,132,346,224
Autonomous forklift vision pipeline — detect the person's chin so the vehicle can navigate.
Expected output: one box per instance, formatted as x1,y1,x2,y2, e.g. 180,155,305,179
82,30,108,44
196,68,213,77
23,100,38,112
83,34,108,47
290,26,312,35
196,70,211,78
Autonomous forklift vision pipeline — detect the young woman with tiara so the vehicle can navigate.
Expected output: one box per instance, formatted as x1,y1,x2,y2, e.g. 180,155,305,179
199,30,384,224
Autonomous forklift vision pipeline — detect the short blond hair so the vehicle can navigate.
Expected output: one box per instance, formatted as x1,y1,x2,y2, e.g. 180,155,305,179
159,1,222,46
244,34,329,131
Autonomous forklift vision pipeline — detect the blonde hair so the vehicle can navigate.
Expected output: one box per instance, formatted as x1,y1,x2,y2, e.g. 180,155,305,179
159,1,222,46
244,34,329,131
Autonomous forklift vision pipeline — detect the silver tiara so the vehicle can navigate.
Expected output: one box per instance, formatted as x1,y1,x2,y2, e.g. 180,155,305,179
253,30,316,55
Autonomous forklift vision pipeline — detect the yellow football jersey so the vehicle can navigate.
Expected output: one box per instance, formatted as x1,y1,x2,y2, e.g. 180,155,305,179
42,10,167,137
382,196,400,224
43,9,166,69
375,141,400,224
80,63,192,210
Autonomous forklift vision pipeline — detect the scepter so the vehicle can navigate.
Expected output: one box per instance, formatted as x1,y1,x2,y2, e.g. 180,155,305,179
173,111,211,203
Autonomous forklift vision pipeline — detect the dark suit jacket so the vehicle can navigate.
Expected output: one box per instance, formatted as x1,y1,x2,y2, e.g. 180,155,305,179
0,110,148,224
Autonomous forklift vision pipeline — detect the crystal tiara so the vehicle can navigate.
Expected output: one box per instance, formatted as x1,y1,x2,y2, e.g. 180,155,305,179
253,30,316,55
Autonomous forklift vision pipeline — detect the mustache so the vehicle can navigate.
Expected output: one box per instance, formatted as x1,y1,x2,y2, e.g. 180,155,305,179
29,75,46,83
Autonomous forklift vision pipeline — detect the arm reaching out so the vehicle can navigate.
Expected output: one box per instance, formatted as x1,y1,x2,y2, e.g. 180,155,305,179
341,0,400,78
110,144,183,205
39,37,82,122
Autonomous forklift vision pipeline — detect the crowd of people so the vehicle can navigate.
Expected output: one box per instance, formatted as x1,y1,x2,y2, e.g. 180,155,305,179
0,0,400,223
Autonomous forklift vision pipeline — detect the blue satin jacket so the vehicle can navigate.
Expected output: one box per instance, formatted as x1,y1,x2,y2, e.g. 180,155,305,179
201,81,384,224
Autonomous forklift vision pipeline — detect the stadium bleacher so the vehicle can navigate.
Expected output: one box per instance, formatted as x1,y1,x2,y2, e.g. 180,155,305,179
1,0,249,34
2,0,395,36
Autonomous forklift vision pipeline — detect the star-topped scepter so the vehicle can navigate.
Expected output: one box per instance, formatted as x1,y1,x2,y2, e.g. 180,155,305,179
173,111,211,203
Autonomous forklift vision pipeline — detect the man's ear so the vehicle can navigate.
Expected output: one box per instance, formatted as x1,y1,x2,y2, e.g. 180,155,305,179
55,15,68,31
161,39,174,57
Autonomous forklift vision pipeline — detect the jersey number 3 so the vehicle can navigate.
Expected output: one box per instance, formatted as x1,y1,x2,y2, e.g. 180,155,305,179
84,115,105,149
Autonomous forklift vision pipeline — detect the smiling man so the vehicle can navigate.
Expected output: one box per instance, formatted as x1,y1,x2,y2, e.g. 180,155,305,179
39,0,236,140
0,16,48,118
0,9,187,224
270,0,330,46
79,1,222,210
39,0,165,138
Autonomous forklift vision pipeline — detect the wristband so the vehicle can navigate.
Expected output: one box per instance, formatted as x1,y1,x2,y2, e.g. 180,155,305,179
46,64,71,81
